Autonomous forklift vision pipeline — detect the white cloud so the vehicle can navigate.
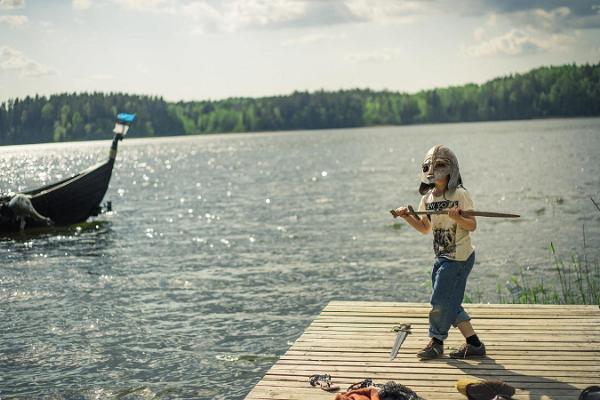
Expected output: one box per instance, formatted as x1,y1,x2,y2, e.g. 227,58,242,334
462,28,572,57
345,47,402,63
345,0,425,24
225,0,306,31
113,0,177,13
281,32,347,46
0,15,28,27
0,46,56,77
107,0,600,34
72,0,92,10
114,0,423,34
463,5,584,58
183,1,226,34
183,0,308,33
0,0,25,10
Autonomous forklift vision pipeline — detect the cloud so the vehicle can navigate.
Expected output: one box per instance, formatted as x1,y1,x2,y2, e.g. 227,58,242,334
0,0,25,10
223,0,307,31
472,0,599,17
345,47,402,63
451,0,600,31
112,0,424,33
0,14,28,27
281,32,347,46
461,1,595,58
106,0,600,38
113,0,177,14
462,28,573,57
506,5,600,32
181,0,307,33
108,0,600,32
0,46,56,77
72,0,92,10
345,0,425,24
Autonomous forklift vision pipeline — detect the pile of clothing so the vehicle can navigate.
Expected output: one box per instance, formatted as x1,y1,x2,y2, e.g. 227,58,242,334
334,380,423,400
310,374,600,400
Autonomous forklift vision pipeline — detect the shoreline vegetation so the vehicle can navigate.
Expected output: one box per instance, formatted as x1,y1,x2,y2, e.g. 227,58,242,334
1,62,600,146
467,199,600,306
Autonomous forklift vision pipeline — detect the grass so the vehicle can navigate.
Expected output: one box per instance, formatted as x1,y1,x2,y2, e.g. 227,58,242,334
495,243,600,306
493,198,600,306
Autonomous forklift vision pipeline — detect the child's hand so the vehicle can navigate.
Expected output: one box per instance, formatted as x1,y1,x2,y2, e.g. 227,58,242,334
391,207,411,219
448,206,462,221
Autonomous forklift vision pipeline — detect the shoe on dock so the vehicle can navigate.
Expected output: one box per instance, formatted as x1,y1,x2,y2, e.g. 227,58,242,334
456,378,515,399
416,339,444,360
450,342,486,358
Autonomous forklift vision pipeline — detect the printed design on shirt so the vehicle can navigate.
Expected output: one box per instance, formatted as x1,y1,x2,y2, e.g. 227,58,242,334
426,200,459,211
427,199,460,258
433,225,457,258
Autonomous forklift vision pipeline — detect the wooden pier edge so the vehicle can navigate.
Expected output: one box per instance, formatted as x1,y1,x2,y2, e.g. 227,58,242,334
245,301,600,400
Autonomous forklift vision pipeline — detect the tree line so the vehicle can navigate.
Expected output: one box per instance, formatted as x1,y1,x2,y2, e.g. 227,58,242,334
1,62,599,145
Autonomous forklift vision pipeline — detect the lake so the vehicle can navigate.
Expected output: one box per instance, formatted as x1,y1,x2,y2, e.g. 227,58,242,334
1,118,599,399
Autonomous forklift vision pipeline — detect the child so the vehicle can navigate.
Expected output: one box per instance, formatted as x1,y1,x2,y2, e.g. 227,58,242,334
392,144,485,360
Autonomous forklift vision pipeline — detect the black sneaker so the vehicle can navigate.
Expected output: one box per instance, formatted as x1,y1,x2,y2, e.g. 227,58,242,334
450,342,486,358
416,339,444,360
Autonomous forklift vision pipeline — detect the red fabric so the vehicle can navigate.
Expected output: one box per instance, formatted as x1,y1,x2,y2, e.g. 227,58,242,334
334,388,380,400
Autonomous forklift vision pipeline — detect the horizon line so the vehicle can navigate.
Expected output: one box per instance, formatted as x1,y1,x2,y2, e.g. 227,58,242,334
2,61,597,105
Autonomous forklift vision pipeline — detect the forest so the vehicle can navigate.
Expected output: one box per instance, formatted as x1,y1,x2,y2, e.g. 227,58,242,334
1,62,599,145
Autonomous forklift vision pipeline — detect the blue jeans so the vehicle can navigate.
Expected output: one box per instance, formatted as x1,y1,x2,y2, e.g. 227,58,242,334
429,251,475,341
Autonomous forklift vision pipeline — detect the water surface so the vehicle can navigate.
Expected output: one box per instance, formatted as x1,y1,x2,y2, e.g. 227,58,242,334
1,118,599,399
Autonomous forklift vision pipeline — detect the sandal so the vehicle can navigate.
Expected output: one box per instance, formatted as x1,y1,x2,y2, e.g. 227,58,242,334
309,374,340,392
347,378,382,392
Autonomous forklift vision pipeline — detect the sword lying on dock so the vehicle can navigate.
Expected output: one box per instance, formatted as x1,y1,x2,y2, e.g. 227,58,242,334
390,324,411,360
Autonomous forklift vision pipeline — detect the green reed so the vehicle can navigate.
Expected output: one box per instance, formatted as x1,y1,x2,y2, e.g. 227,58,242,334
496,231,599,306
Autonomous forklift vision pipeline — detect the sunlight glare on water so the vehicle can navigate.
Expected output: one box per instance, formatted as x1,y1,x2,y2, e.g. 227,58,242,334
1,118,599,399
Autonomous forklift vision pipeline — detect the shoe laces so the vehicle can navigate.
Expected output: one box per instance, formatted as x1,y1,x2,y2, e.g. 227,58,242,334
457,342,469,358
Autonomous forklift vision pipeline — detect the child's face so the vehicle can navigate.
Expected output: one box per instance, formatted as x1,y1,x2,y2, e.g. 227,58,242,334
434,175,450,188
423,157,452,184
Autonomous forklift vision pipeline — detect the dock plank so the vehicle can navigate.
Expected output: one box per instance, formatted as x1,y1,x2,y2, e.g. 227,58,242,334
244,302,600,399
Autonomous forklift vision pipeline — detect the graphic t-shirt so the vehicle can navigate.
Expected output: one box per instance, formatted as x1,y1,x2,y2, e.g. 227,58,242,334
418,187,475,261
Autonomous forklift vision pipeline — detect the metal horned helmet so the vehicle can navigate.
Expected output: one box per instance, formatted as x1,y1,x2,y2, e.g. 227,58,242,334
419,144,463,195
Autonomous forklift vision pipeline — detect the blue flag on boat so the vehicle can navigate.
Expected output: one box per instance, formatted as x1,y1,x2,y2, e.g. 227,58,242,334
114,113,136,135
117,113,136,124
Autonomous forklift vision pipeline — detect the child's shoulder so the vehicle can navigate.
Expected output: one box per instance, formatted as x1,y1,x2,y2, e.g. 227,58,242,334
450,185,472,200
454,185,468,195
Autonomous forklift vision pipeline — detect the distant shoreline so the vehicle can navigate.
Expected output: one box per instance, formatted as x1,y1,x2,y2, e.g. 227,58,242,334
1,62,599,146
1,116,598,150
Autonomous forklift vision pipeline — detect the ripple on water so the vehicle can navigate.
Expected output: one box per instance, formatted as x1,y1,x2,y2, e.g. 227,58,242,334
1,119,600,399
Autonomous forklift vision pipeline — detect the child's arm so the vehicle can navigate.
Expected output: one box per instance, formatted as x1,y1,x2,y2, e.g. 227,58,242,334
448,190,477,231
393,207,431,235
448,206,477,231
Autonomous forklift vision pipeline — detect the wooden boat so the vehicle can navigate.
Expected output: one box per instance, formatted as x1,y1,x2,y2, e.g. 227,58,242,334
0,113,135,234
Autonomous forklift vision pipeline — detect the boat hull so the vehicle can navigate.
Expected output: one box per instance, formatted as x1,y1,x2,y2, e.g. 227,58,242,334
0,154,116,233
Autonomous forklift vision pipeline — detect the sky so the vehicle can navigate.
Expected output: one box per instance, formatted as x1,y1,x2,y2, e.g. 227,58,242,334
1,0,600,102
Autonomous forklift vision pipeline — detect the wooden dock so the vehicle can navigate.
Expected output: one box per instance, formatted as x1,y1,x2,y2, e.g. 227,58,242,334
245,301,600,400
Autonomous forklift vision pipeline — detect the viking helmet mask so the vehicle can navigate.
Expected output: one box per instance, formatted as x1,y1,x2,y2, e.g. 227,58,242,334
419,144,462,195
